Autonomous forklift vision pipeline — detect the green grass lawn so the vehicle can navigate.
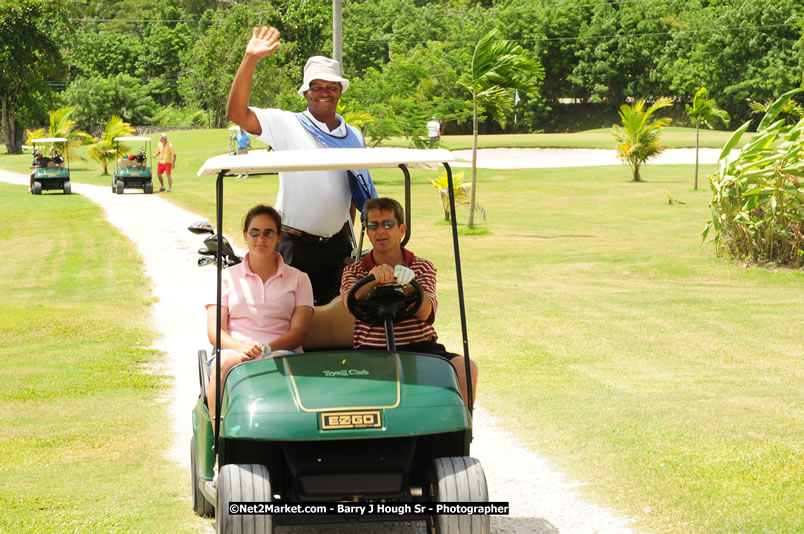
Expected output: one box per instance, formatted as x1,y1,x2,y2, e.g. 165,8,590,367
0,130,800,533
0,183,207,532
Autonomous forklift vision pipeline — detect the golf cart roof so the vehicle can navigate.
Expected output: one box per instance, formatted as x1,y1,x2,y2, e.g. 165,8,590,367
113,136,151,142
31,137,68,143
197,148,455,177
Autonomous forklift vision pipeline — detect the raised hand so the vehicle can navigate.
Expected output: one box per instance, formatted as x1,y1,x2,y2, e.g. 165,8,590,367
245,26,281,60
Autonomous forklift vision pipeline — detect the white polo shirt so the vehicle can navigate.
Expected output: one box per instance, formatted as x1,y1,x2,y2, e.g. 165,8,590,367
250,107,356,237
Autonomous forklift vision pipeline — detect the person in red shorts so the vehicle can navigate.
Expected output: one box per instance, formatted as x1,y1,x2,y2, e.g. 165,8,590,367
340,197,478,408
153,133,177,192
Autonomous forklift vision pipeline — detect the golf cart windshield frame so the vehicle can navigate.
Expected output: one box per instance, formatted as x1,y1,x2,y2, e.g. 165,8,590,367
31,138,70,169
113,136,152,171
199,148,473,450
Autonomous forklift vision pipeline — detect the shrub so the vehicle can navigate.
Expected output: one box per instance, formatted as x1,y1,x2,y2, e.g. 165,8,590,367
704,89,804,267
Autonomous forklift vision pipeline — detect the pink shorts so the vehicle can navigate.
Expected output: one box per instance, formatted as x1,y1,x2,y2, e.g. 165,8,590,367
158,162,173,175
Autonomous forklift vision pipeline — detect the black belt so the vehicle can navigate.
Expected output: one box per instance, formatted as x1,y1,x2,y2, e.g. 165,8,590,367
282,225,333,244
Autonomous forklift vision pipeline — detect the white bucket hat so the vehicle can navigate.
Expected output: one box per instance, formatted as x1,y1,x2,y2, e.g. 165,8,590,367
298,56,349,96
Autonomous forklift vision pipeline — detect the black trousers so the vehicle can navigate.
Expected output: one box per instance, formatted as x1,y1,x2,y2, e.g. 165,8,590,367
277,226,352,306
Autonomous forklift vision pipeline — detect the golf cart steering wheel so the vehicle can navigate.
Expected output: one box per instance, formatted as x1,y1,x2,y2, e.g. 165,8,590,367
347,274,424,326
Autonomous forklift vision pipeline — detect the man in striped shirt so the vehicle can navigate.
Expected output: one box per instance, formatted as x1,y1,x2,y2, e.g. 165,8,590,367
340,197,477,407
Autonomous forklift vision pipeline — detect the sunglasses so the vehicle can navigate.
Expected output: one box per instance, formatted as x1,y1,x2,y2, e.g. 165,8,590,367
365,219,397,231
247,228,277,238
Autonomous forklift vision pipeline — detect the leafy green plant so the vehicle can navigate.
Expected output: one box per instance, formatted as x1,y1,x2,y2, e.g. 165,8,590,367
150,105,209,127
686,88,730,190
465,28,543,227
611,97,673,182
87,116,134,175
427,170,485,222
23,108,91,162
704,88,804,267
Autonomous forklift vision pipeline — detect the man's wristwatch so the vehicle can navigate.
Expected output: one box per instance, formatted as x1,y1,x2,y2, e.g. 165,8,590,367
261,343,272,357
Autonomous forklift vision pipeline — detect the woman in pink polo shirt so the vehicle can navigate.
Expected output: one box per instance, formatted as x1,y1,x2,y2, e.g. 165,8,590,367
205,204,314,422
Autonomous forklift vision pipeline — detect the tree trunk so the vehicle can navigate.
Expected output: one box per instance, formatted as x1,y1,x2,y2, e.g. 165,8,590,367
632,164,641,182
468,97,479,228
1,93,23,155
694,124,700,190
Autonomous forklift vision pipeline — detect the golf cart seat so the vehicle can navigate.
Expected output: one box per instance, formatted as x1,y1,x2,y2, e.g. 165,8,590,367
117,158,136,167
303,296,355,351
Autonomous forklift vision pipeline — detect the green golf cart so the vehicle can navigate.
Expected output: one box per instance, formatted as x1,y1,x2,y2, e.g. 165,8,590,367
191,148,488,534
112,136,153,194
30,137,71,195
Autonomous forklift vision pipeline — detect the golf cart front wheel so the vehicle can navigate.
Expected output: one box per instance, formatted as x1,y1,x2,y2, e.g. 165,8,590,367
191,436,214,517
427,457,490,534
217,464,273,534
63,181,71,195
144,181,153,194
33,181,42,195
115,180,124,195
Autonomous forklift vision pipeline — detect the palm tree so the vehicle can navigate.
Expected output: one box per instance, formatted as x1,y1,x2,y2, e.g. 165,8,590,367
88,116,134,175
466,29,543,227
611,97,673,182
686,88,730,190
47,107,92,161
428,170,485,222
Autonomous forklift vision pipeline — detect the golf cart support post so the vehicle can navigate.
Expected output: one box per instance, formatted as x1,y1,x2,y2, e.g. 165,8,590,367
196,148,474,450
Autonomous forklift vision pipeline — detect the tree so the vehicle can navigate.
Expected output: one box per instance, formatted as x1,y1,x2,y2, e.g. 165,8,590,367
686,87,729,190
465,28,543,227
178,3,329,128
611,97,673,182
659,0,802,125
344,41,473,146
88,116,134,176
0,1,69,154
62,74,157,130
140,20,194,106
569,1,683,107
65,24,145,80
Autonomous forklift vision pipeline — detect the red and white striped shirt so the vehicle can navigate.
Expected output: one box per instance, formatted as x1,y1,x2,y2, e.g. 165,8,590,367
340,248,438,348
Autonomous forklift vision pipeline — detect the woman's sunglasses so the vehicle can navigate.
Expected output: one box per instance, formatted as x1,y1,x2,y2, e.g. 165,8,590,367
365,219,397,231
247,228,277,238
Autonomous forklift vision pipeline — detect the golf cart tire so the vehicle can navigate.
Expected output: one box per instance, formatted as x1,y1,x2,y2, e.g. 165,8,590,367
216,464,273,534
144,181,153,194
33,181,42,195
63,181,71,195
191,436,214,517
115,180,124,195
427,457,490,534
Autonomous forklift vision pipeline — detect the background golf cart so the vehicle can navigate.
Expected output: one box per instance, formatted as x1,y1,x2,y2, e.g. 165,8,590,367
112,136,153,194
30,137,71,195
191,148,488,534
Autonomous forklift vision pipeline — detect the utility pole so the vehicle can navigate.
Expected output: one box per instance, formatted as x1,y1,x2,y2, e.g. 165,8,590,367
333,0,343,66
